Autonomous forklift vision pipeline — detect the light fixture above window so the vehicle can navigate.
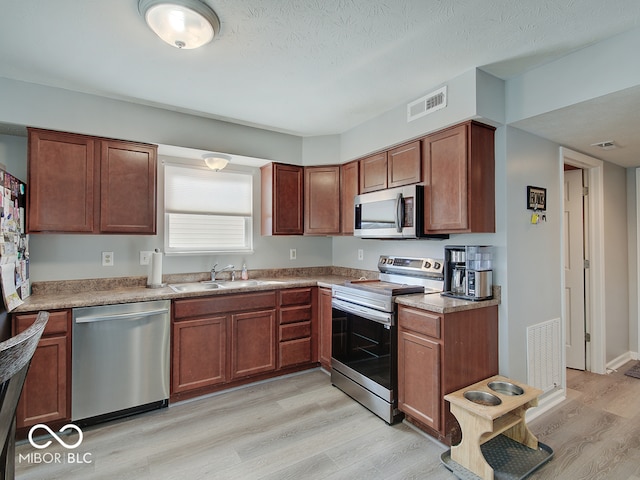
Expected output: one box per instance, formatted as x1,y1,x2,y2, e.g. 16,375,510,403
138,0,220,49
203,153,231,171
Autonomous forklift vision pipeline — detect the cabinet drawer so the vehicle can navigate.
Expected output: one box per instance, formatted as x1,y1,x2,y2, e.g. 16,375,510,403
280,321,311,341
14,310,70,336
279,305,312,325
279,288,312,306
398,306,441,339
174,292,277,319
279,337,312,368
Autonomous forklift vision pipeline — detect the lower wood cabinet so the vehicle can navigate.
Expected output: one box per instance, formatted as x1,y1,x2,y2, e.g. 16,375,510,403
172,288,317,401
13,310,71,434
231,309,277,379
318,287,333,370
397,304,498,445
278,288,314,369
398,329,440,430
172,315,227,393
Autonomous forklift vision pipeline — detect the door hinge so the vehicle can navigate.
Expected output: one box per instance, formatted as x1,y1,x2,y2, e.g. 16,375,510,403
584,259,590,269
585,332,591,342
583,186,589,196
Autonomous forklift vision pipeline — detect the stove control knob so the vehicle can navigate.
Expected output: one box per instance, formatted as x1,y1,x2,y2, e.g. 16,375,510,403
433,262,441,270
424,261,431,269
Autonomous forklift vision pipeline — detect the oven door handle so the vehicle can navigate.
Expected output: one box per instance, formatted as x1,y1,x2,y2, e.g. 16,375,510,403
332,298,393,326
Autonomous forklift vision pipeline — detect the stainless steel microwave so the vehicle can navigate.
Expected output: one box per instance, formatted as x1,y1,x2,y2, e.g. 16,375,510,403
354,184,448,239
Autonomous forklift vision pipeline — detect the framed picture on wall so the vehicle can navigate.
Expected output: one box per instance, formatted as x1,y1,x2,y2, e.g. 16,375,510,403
527,186,546,211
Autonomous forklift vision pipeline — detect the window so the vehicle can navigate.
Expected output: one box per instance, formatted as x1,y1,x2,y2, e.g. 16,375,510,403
164,163,253,254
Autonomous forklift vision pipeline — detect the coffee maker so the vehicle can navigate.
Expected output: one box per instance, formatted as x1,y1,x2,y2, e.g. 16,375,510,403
443,245,494,300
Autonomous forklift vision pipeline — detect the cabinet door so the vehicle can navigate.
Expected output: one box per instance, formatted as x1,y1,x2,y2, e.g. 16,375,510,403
27,128,97,233
15,310,71,429
422,121,495,233
318,287,333,369
172,316,227,393
422,123,469,232
340,160,359,235
231,310,277,379
261,163,304,235
16,336,69,428
359,152,387,193
388,141,421,188
100,140,157,234
304,165,341,235
398,330,441,431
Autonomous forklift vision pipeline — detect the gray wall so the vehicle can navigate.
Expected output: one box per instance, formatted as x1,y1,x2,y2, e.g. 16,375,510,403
1,23,638,384
603,161,630,362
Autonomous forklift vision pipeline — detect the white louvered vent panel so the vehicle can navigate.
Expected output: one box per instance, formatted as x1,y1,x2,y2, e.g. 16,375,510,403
527,318,562,393
407,86,447,122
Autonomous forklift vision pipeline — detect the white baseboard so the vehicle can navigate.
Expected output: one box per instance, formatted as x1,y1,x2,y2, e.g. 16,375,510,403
525,388,566,423
606,351,636,372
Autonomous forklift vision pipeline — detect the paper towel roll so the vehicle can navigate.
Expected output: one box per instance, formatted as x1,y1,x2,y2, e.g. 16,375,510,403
148,250,163,287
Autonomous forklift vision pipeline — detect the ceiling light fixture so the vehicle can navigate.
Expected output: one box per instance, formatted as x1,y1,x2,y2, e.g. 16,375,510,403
203,153,231,171
138,0,220,49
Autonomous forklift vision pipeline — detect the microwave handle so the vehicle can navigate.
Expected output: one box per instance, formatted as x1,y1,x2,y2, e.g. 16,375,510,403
395,192,404,232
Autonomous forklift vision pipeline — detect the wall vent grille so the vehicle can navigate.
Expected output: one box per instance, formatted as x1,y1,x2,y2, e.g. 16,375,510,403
527,318,562,393
407,86,447,122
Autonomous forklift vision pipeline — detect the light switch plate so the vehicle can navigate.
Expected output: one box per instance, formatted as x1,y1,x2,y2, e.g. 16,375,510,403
290,248,297,260
140,251,152,265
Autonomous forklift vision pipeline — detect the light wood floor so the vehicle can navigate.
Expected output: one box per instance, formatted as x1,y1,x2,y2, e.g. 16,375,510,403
15,361,640,480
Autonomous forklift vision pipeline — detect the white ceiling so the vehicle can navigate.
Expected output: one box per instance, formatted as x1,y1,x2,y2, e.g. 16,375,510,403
1,1,640,166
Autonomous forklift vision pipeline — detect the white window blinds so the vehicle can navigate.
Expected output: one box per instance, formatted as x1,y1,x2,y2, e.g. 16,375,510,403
164,164,253,254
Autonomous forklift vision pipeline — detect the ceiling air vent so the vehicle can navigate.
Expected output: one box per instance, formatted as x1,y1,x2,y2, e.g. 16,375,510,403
407,86,447,122
590,140,617,150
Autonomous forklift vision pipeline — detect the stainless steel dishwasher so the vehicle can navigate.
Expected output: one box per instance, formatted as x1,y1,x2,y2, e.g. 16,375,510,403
72,299,170,425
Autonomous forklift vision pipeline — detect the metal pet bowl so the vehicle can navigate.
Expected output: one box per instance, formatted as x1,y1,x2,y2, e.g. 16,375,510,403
488,381,524,396
463,390,502,406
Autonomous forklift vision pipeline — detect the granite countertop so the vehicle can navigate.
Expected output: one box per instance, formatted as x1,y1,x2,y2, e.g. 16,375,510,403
14,267,498,315
395,286,501,314
14,274,354,313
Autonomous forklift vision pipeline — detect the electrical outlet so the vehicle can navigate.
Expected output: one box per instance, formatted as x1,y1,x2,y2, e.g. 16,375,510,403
140,251,152,265
102,251,114,267
290,248,297,260
358,249,364,261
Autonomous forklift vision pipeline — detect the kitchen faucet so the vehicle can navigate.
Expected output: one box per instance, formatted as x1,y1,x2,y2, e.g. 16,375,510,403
211,263,235,280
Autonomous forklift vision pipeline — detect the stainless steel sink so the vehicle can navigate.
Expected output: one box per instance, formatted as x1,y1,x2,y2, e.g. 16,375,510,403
208,279,287,288
168,282,221,293
169,279,286,293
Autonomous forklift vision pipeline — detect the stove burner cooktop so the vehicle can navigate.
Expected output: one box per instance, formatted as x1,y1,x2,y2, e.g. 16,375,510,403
343,279,425,297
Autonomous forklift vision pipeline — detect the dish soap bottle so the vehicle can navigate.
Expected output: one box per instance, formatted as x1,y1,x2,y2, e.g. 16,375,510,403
241,263,248,280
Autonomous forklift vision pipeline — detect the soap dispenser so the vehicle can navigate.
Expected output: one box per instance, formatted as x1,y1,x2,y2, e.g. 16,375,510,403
241,263,248,280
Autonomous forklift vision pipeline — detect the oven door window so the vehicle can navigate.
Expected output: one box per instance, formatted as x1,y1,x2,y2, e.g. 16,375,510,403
332,307,394,390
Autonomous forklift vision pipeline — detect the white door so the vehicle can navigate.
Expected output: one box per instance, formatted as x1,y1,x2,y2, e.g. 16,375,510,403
564,168,586,370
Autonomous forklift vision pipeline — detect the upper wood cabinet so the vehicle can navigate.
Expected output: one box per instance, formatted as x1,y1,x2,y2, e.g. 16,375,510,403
359,140,422,194
100,140,157,233
27,129,97,233
261,162,304,235
27,128,157,234
340,160,359,235
359,152,388,193
422,121,495,234
387,140,422,188
304,165,341,235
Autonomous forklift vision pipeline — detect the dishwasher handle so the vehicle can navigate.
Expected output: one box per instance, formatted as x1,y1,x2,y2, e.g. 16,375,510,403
75,307,169,324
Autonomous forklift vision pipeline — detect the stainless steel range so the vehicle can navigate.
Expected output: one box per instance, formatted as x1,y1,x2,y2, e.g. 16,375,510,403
331,255,444,424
